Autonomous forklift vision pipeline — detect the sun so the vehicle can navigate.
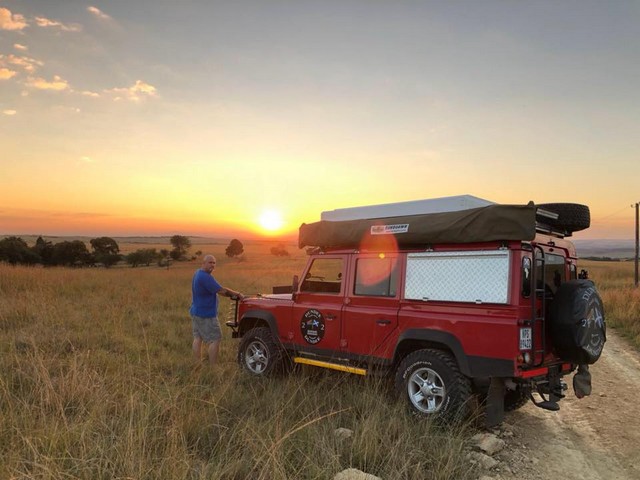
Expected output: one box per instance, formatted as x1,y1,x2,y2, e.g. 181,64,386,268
259,209,284,233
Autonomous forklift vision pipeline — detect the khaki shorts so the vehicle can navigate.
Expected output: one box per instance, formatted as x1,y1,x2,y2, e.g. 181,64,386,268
191,315,222,343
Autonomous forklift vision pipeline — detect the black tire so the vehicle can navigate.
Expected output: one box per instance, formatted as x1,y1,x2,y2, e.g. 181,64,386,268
549,280,606,364
537,203,590,233
237,327,284,376
504,387,530,412
394,349,472,421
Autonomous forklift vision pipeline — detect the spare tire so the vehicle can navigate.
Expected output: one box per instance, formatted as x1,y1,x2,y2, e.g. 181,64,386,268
549,280,606,364
537,203,590,233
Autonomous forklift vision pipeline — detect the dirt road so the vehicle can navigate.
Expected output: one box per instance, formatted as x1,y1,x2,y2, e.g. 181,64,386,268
490,329,640,480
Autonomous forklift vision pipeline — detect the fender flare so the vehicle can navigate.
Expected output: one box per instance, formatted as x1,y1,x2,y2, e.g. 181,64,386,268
239,309,280,337
394,329,472,376
393,329,515,378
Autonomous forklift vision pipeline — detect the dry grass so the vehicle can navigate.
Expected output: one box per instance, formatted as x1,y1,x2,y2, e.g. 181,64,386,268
0,244,475,480
582,260,640,348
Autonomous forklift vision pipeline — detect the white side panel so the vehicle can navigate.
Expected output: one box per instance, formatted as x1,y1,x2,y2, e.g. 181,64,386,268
405,250,510,304
321,195,494,221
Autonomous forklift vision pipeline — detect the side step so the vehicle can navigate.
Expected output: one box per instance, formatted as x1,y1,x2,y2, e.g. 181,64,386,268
293,357,367,376
529,392,560,411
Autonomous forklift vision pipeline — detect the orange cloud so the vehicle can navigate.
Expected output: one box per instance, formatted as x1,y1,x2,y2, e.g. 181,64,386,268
1,54,44,73
0,67,17,80
109,80,158,102
0,7,28,31
3,109,17,116
35,16,82,32
14,43,28,51
87,6,111,21
26,75,69,91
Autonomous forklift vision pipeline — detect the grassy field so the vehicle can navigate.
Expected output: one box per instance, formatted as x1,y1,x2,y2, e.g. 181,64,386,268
581,260,640,349
0,243,475,480
1,243,638,479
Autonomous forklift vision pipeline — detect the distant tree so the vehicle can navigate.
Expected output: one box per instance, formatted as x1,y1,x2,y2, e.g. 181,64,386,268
270,244,290,257
225,239,244,258
159,249,171,267
52,240,90,267
32,236,54,265
126,248,160,267
170,235,191,260
0,236,40,265
195,250,202,257
90,236,121,268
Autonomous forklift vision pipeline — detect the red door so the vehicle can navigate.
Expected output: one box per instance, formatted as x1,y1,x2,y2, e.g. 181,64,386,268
292,255,347,355
342,254,400,357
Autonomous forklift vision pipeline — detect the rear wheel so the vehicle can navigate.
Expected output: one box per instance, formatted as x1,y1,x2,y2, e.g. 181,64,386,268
395,349,472,421
237,327,283,376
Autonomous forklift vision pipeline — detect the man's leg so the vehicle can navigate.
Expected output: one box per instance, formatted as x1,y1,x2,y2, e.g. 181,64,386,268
192,336,203,364
207,340,221,365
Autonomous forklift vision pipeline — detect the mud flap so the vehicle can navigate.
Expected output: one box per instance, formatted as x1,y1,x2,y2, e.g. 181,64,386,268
486,377,505,427
573,364,592,399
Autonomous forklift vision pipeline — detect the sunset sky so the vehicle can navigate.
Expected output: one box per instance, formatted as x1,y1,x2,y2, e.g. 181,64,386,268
1,1,639,240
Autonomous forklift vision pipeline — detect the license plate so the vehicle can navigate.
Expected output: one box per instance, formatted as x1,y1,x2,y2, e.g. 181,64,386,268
520,327,532,350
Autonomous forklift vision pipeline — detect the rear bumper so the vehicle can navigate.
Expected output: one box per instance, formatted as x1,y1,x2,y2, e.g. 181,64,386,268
517,362,575,380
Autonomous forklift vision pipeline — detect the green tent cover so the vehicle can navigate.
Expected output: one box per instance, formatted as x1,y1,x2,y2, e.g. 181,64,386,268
298,203,537,249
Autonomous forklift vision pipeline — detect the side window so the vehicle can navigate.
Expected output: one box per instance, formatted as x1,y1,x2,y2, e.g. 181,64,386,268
354,257,398,297
300,258,343,294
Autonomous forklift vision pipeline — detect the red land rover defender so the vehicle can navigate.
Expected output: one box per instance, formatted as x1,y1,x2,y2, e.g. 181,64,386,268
227,197,606,426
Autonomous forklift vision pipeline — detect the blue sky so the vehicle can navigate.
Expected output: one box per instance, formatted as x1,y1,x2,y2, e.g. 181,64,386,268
1,1,639,238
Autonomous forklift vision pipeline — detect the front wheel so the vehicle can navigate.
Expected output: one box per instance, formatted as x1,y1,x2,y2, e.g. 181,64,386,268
395,349,472,421
237,327,283,376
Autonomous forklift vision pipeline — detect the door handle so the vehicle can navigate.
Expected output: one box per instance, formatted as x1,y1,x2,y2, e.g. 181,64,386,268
326,314,337,320
376,319,392,325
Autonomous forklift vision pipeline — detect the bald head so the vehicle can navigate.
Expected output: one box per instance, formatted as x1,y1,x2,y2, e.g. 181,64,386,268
201,255,216,273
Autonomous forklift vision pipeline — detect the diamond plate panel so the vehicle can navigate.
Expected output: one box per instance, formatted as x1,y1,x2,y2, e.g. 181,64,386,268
405,250,510,304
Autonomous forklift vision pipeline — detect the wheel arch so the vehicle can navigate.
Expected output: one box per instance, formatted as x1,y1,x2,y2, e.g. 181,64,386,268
393,329,472,377
239,309,280,337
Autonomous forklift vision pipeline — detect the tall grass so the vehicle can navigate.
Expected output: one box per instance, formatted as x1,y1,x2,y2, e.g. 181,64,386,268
582,260,640,348
0,250,474,480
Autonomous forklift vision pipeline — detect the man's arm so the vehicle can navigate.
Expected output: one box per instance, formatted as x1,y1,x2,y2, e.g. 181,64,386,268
218,287,245,301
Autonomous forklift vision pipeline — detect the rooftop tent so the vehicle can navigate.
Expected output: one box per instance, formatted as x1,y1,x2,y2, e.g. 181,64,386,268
299,203,538,249
320,194,495,221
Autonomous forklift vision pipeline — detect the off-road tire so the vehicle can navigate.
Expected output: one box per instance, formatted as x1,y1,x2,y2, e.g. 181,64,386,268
237,327,284,376
549,280,606,364
394,349,472,422
538,203,590,233
504,387,530,412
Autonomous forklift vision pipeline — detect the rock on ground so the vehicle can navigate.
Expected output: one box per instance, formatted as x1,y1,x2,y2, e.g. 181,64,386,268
333,468,382,480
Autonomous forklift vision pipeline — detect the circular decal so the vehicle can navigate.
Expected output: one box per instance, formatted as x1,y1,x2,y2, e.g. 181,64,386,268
300,309,325,345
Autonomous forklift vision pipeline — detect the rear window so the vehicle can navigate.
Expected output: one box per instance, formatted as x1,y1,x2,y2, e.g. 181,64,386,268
354,257,399,297
536,253,565,295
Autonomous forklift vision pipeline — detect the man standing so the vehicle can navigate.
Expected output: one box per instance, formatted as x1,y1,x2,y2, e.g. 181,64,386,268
190,254,244,366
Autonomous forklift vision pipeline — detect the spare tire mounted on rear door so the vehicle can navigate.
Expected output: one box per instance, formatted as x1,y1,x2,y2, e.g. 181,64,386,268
549,279,606,364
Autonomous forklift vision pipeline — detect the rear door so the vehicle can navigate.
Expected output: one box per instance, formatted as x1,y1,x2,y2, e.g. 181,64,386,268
292,255,347,356
342,253,401,357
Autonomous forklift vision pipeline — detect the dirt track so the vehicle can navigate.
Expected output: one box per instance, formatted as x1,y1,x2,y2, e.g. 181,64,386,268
492,329,640,480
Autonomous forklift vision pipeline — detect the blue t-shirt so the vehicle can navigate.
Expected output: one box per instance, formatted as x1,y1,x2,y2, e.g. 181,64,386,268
190,269,222,317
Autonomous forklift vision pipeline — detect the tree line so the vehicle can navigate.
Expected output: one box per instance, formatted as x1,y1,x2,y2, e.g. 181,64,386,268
0,235,195,268
1,234,291,267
